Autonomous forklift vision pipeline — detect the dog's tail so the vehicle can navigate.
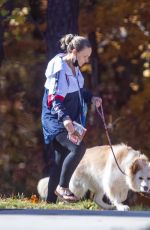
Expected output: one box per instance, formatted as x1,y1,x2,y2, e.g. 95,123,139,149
37,177,49,200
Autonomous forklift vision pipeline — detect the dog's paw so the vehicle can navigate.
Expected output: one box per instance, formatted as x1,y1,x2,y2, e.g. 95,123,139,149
116,204,130,211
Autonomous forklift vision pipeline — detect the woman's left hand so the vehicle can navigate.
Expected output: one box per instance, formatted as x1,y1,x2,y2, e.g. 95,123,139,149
92,96,102,108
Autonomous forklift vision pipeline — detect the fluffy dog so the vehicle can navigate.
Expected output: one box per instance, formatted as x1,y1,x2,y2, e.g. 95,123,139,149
70,144,150,211
37,144,150,211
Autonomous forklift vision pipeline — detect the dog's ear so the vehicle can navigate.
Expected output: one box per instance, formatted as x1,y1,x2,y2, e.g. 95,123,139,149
130,159,141,175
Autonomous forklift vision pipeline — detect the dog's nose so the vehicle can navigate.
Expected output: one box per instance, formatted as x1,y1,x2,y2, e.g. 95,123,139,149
143,186,148,192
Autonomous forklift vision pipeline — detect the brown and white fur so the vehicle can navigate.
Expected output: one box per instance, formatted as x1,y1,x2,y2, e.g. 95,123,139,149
37,144,150,211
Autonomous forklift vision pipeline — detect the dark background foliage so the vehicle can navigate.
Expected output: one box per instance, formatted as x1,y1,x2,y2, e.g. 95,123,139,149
0,0,150,203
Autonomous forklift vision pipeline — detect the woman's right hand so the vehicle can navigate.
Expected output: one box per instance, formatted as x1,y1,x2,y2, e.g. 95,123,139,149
63,118,75,134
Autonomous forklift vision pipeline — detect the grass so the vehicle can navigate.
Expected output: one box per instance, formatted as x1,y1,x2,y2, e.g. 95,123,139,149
0,195,99,210
0,195,149,211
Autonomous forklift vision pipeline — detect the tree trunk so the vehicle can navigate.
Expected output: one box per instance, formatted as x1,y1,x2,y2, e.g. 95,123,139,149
88,31,101,89
46,0,79,59
0,18,4,65
0,0,14,65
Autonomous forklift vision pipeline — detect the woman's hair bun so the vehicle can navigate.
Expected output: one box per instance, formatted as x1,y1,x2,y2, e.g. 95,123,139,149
60,34,74,51
60,33,91,53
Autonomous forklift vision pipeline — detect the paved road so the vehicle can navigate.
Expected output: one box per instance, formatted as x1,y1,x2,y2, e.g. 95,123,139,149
0,209,150,230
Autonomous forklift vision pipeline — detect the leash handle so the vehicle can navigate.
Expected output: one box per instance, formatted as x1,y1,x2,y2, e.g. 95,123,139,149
96,104,127,176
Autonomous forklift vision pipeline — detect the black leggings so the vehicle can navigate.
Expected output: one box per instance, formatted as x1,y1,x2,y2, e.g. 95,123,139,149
46,131,86,203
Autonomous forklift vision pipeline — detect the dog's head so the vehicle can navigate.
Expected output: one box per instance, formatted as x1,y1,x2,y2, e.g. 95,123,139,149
127,156,150,193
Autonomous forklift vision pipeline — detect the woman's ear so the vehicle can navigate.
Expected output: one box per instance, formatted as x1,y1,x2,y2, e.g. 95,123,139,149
72,49,77,55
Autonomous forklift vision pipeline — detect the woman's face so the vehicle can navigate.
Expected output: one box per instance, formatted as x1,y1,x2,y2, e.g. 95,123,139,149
75,47,92,67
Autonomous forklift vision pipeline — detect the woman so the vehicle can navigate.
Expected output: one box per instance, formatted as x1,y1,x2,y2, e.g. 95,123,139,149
41,34,102,203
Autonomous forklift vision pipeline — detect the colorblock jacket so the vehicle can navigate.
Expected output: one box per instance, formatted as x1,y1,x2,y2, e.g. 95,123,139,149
41,54,93,144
